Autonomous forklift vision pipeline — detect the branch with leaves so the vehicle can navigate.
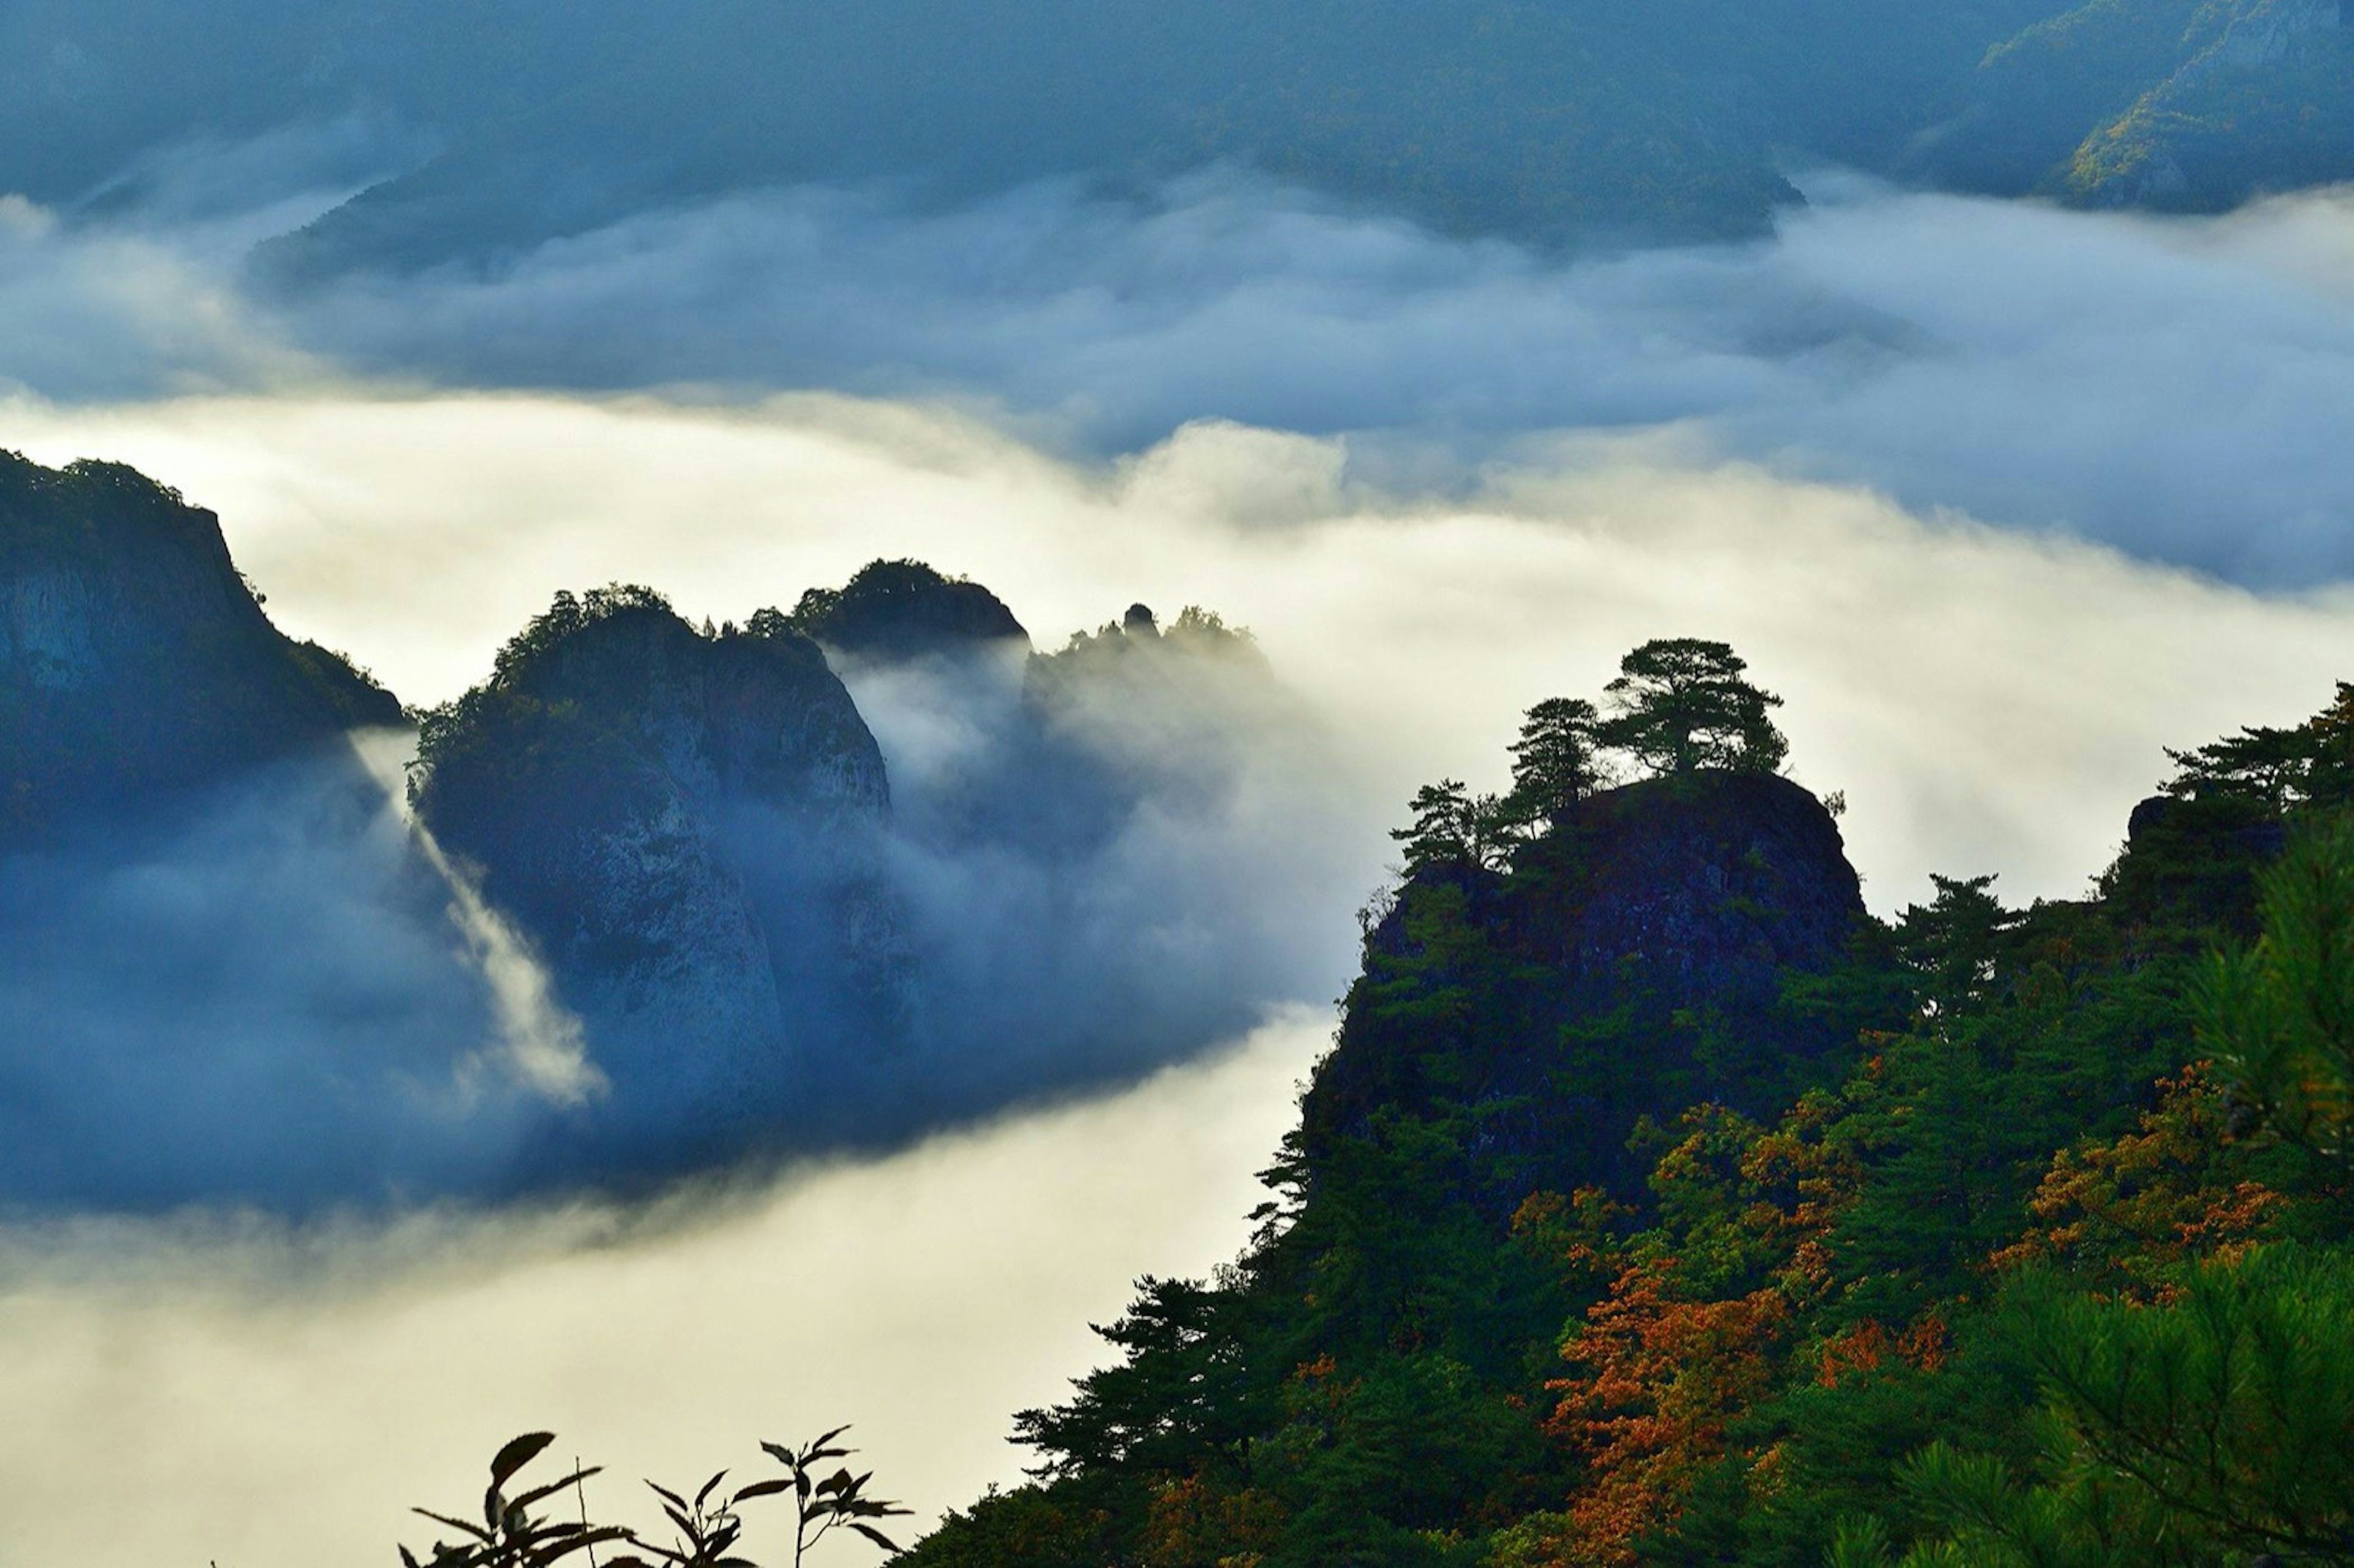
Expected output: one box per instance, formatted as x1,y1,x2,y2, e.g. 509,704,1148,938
400,1429,908,1568
400,1433,633,1568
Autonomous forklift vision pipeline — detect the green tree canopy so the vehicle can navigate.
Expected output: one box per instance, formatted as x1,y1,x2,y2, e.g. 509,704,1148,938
2200,810,2354,1173
1596,637,1788,777
1501,696,1613,832
2165,680,2354,812
1390,778,1514,874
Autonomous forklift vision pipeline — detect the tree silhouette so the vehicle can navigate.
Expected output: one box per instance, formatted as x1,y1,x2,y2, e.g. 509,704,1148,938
1391,778,1515,873
1501,696,1614,832
1596,639,1786,777
402,1431,906,1568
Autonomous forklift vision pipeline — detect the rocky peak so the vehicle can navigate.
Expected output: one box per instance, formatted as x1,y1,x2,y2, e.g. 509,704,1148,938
789,558,1029,667
1536,769,1864,992
454,587,888,816
411,587,905,1173
1312,769,1868,1197
1,452,398,847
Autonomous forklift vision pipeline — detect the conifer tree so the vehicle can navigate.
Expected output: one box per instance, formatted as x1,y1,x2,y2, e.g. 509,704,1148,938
1502,696,1613,832
1596,639,1787,777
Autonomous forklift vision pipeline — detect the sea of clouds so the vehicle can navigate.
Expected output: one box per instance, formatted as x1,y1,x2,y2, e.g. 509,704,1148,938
5,128,2354,1564
7,140,2354,580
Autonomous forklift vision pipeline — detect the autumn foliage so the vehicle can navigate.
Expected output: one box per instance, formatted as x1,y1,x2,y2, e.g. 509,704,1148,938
902,676,2354,1568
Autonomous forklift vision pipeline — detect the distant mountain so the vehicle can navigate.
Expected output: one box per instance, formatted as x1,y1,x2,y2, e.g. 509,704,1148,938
0,460,1328,1200
1916,0,2354,208
5,0,2345,271
0,450,398,848
403,559,1309,1173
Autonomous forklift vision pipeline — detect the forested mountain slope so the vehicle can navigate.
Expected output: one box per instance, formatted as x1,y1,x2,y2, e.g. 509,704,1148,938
4,0,2347,268
1917,0,2354,208
907,648,2354,1567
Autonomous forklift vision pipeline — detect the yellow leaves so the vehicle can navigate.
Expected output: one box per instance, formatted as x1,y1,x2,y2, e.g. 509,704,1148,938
1989,1064,2285,1293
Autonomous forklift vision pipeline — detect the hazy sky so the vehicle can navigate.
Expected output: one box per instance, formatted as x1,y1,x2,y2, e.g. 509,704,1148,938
7,132,2354,1566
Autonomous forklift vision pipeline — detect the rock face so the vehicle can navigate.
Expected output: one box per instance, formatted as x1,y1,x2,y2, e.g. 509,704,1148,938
1,452,400,848
1308,770,1868,1197
411,586,907,1168
1529,769,1863,993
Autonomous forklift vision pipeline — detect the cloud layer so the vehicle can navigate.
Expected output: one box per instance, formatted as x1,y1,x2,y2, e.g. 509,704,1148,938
17,390,2348,913
0,745,553,1208
0,1015,1322,1567
6,148,2354,582
6,122,2354,1563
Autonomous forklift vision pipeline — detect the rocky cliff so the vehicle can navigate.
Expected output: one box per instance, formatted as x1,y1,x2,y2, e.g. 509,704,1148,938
789,558,1030,666
1306,770,1869,1197
411,585,907,1168
1,452,400,847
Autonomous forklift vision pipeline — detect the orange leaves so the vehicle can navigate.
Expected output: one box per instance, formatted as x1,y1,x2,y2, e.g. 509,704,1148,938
1990,1064,2285,1290
1139,1474,1284,1568
1533,1262,1788,1567
1813,1312,1949,1389
1507,1094,1876,1564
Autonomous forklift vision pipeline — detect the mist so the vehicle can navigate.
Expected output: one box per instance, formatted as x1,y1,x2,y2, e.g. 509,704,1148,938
7,145,2354,582
8,99,2354,1568
843,617,1360,1123
0,742,568,1209
15,389,2348,911
0,1014,1322,1567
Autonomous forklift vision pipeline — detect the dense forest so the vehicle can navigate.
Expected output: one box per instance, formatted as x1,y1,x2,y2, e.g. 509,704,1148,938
882,643,2354,1566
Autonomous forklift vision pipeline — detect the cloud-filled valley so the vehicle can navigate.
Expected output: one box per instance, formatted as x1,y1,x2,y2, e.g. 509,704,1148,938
7,80,2354,1567
6,386,2351,1223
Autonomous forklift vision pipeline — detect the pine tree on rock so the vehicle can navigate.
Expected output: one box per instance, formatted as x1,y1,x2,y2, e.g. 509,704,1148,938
1597,639,1788,777
1503,696,1615,834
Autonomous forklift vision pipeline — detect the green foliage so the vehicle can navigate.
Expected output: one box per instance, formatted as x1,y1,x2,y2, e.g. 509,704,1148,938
2201,810,2354,1178
1390,779,1517,874
1891,875,2021,1025
1385,637,1786,878
2166,683,2354,813
1013,1277,1272,1485
903,677,2354,1568
2028,1246,2354,1561
899,1485,1114,1567
1503,698,1615,834
1598,637,1789,778
1851,1248,2354,1567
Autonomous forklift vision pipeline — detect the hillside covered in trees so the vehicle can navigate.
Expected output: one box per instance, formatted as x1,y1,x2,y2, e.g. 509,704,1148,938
902,647,2354,1566
4,0,2348,268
